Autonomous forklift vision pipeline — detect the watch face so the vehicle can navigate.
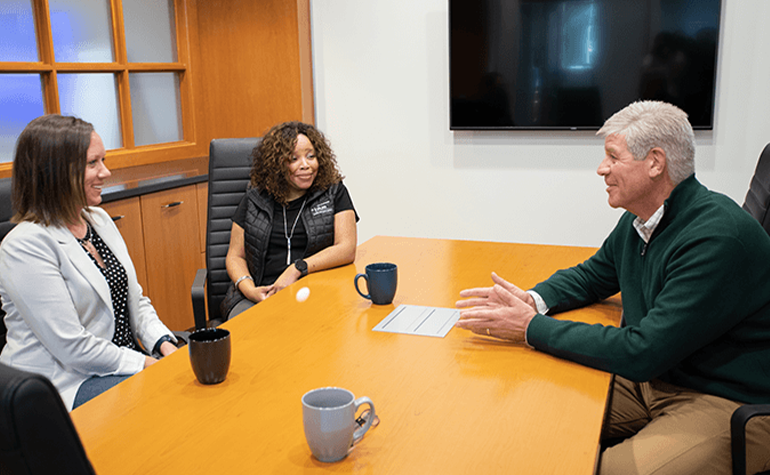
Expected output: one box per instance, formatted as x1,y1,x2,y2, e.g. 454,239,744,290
296,259,307,273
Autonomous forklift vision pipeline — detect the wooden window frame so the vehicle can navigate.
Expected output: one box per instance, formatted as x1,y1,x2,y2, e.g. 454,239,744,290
0,0,201,177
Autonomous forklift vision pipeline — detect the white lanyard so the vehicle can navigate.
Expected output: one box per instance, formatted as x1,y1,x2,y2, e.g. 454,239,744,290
283,197,308,265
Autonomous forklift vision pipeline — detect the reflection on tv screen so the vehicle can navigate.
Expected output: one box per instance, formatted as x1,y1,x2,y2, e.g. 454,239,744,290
450,0,722,130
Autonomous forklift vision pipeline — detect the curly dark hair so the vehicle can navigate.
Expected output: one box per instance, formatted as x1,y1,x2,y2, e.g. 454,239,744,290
250,121,344,205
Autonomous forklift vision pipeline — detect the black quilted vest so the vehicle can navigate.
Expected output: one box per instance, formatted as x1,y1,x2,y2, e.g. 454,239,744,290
220,184,340,317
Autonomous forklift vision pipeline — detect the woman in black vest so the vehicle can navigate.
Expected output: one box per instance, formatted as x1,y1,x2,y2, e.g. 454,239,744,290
222,121,359,319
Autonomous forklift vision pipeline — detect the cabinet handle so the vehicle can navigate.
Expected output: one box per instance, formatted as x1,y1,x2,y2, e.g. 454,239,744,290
111,215,125,222
162,201,184,208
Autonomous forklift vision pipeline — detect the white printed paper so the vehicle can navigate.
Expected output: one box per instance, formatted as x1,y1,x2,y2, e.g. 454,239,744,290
373,305,461,338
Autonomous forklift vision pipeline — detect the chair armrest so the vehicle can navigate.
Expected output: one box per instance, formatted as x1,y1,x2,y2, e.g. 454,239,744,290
191,268,208,330
730,403,770,475
172,331,190,347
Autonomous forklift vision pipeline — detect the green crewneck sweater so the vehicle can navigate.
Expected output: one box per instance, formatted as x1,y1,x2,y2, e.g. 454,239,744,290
528,175,770,404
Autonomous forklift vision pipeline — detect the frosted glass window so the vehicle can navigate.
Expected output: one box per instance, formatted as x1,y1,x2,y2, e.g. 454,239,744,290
50,0,114,62
0,0,38,62
129,73,182,146
58,73,122,149
123,0,177,63
0,74,45,163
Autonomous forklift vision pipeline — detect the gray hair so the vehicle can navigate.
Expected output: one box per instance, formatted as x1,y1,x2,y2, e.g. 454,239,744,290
597,101,695,185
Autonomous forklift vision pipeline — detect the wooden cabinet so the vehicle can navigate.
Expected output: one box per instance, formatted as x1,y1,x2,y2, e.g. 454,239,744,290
140,185,202,331
101,198,149,293
101,180,208,332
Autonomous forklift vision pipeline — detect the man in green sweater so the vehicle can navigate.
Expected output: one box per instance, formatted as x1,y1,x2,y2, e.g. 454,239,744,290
456,101,770,475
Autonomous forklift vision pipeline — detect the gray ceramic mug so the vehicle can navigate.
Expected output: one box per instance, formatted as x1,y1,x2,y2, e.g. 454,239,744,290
302,387,376,463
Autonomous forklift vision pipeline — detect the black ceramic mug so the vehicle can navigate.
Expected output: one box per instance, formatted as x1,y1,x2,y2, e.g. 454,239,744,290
188,328,231,384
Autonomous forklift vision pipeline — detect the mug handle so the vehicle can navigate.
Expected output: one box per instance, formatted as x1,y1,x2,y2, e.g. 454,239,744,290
352,397,375,444
354,273,371,300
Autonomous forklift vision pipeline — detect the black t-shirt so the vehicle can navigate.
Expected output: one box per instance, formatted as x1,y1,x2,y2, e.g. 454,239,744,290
232,183,357,285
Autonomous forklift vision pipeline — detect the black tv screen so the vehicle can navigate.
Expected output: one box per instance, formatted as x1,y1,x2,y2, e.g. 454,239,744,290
450,0,722,130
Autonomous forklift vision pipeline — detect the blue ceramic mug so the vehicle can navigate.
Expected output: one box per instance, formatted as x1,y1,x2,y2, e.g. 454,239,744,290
354,263,397,305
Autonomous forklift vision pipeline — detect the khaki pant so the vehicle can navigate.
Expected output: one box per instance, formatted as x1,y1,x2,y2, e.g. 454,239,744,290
600,376,770,475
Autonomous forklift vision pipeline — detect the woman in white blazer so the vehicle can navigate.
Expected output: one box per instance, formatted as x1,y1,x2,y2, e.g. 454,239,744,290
0,115,177,410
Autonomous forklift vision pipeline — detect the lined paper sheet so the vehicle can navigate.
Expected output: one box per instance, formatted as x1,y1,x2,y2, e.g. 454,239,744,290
373,305,461,338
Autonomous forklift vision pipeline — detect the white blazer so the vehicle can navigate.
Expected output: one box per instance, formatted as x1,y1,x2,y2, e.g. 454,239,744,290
0,207,174,410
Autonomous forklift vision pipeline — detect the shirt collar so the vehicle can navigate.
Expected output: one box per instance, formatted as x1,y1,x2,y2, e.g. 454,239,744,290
633,204,666,243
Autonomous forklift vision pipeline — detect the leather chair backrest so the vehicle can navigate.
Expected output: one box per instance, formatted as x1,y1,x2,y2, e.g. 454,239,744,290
0,363,95,475
743,143,770,235
0,177,15,351
205,138,261,321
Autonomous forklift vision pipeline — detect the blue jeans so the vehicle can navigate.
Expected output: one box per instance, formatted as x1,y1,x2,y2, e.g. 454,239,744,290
72,374,132,409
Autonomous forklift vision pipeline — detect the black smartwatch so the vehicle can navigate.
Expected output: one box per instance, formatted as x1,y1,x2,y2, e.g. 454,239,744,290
152,335,175,358
294,258,308,277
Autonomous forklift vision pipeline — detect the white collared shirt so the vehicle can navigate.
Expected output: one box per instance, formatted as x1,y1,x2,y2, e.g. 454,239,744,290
632,204,666,243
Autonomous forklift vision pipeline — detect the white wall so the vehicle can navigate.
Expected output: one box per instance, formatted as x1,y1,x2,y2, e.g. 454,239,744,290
310,0,770,247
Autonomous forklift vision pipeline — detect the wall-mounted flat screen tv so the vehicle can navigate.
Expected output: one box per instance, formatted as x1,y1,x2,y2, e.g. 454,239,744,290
450,0,722,130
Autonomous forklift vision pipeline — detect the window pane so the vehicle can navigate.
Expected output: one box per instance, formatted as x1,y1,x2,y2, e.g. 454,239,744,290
129,73,182,146
49,0,114,62
123,0,177,63
0,0,38,62
0,74,45,163
58,73,121,149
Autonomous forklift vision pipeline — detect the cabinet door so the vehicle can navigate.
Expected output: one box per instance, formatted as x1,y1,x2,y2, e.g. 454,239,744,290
100,198,149,293
141,185,201,331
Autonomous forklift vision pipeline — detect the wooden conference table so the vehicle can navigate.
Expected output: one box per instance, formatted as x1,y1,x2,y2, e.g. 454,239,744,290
71,236,622,474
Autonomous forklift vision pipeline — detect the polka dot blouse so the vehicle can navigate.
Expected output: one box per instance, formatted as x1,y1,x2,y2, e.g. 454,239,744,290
80,226,138,350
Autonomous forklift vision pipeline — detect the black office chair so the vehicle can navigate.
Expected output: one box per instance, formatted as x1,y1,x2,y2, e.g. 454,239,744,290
0,177,16,351
732,142,770,475
0,363,96,475
743,143,770,235
191,138,260,330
